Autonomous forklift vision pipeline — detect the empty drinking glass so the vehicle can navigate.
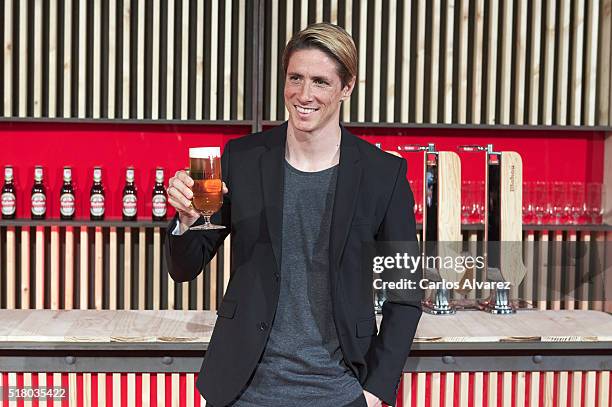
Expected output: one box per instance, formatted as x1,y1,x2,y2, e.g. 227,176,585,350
568,182,586,224
586,183,603,224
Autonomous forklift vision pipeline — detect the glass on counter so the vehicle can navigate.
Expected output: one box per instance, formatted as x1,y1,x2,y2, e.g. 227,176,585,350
460,180,485,224
522,181,604,225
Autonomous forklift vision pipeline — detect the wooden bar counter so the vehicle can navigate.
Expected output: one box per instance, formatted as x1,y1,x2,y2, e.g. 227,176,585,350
0,309,610,406
0,309,610,371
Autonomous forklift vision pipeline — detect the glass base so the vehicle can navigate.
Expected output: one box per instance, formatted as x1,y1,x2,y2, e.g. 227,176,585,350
187,215,225,231
189,223,225,230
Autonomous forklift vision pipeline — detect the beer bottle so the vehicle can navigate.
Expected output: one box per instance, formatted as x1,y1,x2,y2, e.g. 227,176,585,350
1,166,16,219
60,166,75,220
152,167,167,221
31,166,46,220
90,167,105,220
122,167,137,221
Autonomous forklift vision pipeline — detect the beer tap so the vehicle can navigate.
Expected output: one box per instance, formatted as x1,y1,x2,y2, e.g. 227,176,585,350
458,144,526,314
400,143,463,315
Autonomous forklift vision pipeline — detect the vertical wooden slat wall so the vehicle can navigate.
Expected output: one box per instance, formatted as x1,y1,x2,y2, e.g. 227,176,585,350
260,0,612,125
0,225,232,311
0,225,608,311
0,0,252,121
0,0,611,124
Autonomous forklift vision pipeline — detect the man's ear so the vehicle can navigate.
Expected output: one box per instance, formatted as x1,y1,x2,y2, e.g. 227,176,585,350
341,76,356,101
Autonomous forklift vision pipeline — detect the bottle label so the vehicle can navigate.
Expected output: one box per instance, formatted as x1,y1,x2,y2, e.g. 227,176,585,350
5,167,13,180
123,195,137,217
152,194,167,217
31,192,46,216
60,193,75,216
1,193,16,216
90,194,105,216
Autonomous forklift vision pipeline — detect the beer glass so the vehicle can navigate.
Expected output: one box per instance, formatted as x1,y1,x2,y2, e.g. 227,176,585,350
188,147,225,230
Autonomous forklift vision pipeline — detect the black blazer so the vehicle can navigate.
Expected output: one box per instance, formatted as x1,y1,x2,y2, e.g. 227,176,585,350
165,122,423,406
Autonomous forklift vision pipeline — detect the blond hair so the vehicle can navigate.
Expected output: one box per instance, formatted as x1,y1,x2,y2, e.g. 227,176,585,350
282,23,357,88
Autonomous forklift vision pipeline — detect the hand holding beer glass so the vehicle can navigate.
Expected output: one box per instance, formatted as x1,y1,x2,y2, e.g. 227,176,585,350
168,147,226,231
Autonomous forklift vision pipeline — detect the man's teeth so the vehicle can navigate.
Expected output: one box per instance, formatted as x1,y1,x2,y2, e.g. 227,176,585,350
296,106,317,114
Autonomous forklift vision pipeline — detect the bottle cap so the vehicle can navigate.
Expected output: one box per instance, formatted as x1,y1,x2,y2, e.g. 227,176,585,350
155,168,164,182
34,166,43,181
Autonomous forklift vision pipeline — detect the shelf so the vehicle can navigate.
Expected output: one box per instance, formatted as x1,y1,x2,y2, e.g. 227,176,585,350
422,223,612,232
0,219,171,228
0,117,255,127
517,224,612,232
262,120,612,132
1,219,609,232
2,118,610,132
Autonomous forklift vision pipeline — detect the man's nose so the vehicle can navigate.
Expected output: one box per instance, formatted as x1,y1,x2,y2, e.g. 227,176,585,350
298,83,313,102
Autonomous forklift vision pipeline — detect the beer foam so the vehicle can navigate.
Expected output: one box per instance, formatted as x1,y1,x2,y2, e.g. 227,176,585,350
189,147,221,158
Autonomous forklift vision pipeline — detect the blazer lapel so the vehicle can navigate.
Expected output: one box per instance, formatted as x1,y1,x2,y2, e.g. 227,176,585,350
259,122,362,278
330,126,363,276
260,122,288,274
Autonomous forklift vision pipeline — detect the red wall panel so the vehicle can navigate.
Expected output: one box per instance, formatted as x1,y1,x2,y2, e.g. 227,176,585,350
0,122,250,219
352,127,606,185
1,122,605,219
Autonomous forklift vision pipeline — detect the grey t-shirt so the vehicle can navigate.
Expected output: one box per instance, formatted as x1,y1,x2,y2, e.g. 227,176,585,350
231,160,363,406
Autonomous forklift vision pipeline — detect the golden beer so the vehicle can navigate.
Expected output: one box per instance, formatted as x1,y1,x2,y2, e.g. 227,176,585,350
190,158,222,214
188,147,225,230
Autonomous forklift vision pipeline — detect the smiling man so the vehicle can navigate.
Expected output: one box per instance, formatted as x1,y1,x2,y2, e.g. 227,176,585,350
165,23,422,407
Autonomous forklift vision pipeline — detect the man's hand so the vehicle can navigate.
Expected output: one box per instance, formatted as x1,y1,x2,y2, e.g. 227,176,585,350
363,390,383,407
167,170,228,232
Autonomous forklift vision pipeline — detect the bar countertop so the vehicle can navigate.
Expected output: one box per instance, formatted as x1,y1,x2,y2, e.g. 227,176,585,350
0,309,610,372
0,309,610,351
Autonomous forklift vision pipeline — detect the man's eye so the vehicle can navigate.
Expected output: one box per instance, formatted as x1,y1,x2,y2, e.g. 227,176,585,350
289,76,301,82
314,79,328,86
